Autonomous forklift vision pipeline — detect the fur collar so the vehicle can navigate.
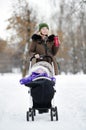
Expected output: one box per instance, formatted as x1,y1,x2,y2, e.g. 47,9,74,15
32,34,42,41
32,34,55,42
48,34,55,42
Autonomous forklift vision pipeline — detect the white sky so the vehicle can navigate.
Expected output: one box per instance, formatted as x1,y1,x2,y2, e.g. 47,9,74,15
0,0,60,40
0,0,13,39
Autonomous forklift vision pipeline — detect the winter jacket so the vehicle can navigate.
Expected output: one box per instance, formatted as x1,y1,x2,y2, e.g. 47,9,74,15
29,34,60,75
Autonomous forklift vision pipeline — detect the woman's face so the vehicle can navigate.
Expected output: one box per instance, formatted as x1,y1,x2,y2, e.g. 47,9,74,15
40,27,49,35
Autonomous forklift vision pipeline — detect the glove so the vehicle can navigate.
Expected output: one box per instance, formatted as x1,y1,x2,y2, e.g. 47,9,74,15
54,36,60,47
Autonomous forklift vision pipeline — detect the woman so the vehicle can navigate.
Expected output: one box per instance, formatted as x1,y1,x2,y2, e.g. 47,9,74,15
29,23,60,75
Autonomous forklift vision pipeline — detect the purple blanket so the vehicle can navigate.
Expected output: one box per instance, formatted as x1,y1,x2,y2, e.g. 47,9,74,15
20,72,56,85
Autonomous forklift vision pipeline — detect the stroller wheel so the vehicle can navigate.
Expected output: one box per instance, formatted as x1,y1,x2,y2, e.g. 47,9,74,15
26,111,29,121
50,108,53,121
55,107,58,121
31,110,34,121
50,107,58,121
26,108,35,121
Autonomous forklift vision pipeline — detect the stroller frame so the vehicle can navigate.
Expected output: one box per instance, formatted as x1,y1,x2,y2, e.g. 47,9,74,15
26,55,58,121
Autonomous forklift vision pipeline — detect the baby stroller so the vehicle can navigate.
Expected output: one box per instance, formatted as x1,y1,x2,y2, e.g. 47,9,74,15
20,55,58,121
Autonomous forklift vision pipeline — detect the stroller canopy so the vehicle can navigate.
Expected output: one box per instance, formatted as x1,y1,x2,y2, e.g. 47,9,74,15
28,61,53,77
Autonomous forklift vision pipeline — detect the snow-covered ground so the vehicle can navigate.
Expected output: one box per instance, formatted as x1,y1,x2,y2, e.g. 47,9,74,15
0,73,86,130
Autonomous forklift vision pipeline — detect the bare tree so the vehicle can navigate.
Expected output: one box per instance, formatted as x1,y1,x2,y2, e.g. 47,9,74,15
6,0,37,76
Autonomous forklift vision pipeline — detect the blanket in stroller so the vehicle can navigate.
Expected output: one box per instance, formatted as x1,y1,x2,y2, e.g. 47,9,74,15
20,61,56,85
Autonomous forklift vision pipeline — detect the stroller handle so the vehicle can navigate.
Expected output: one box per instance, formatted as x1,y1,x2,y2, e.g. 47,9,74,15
30,55,53,62
29,55,55,75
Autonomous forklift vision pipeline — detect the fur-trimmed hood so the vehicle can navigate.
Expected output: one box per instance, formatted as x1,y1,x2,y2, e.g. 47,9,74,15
32,34,55,42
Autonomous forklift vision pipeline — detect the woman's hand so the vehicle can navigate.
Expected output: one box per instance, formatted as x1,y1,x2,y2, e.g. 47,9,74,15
35,54,40,59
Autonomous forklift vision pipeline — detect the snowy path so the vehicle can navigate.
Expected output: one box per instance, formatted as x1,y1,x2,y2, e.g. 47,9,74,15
0,73,86,130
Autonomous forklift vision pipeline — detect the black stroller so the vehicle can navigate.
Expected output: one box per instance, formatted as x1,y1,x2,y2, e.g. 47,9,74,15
20,55,58,121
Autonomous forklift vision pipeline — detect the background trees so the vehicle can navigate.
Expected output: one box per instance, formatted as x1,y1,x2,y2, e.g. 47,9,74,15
52,0,86,74
0,0,86,74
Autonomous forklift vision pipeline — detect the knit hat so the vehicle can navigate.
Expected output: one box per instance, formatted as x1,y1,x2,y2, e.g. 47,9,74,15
39,23,49,31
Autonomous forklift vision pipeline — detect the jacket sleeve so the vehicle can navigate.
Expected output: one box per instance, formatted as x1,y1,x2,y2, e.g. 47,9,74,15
28,40,36,57
52,45,59,56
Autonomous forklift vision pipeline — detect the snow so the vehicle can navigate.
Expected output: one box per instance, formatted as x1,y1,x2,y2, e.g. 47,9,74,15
0,73,86,130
